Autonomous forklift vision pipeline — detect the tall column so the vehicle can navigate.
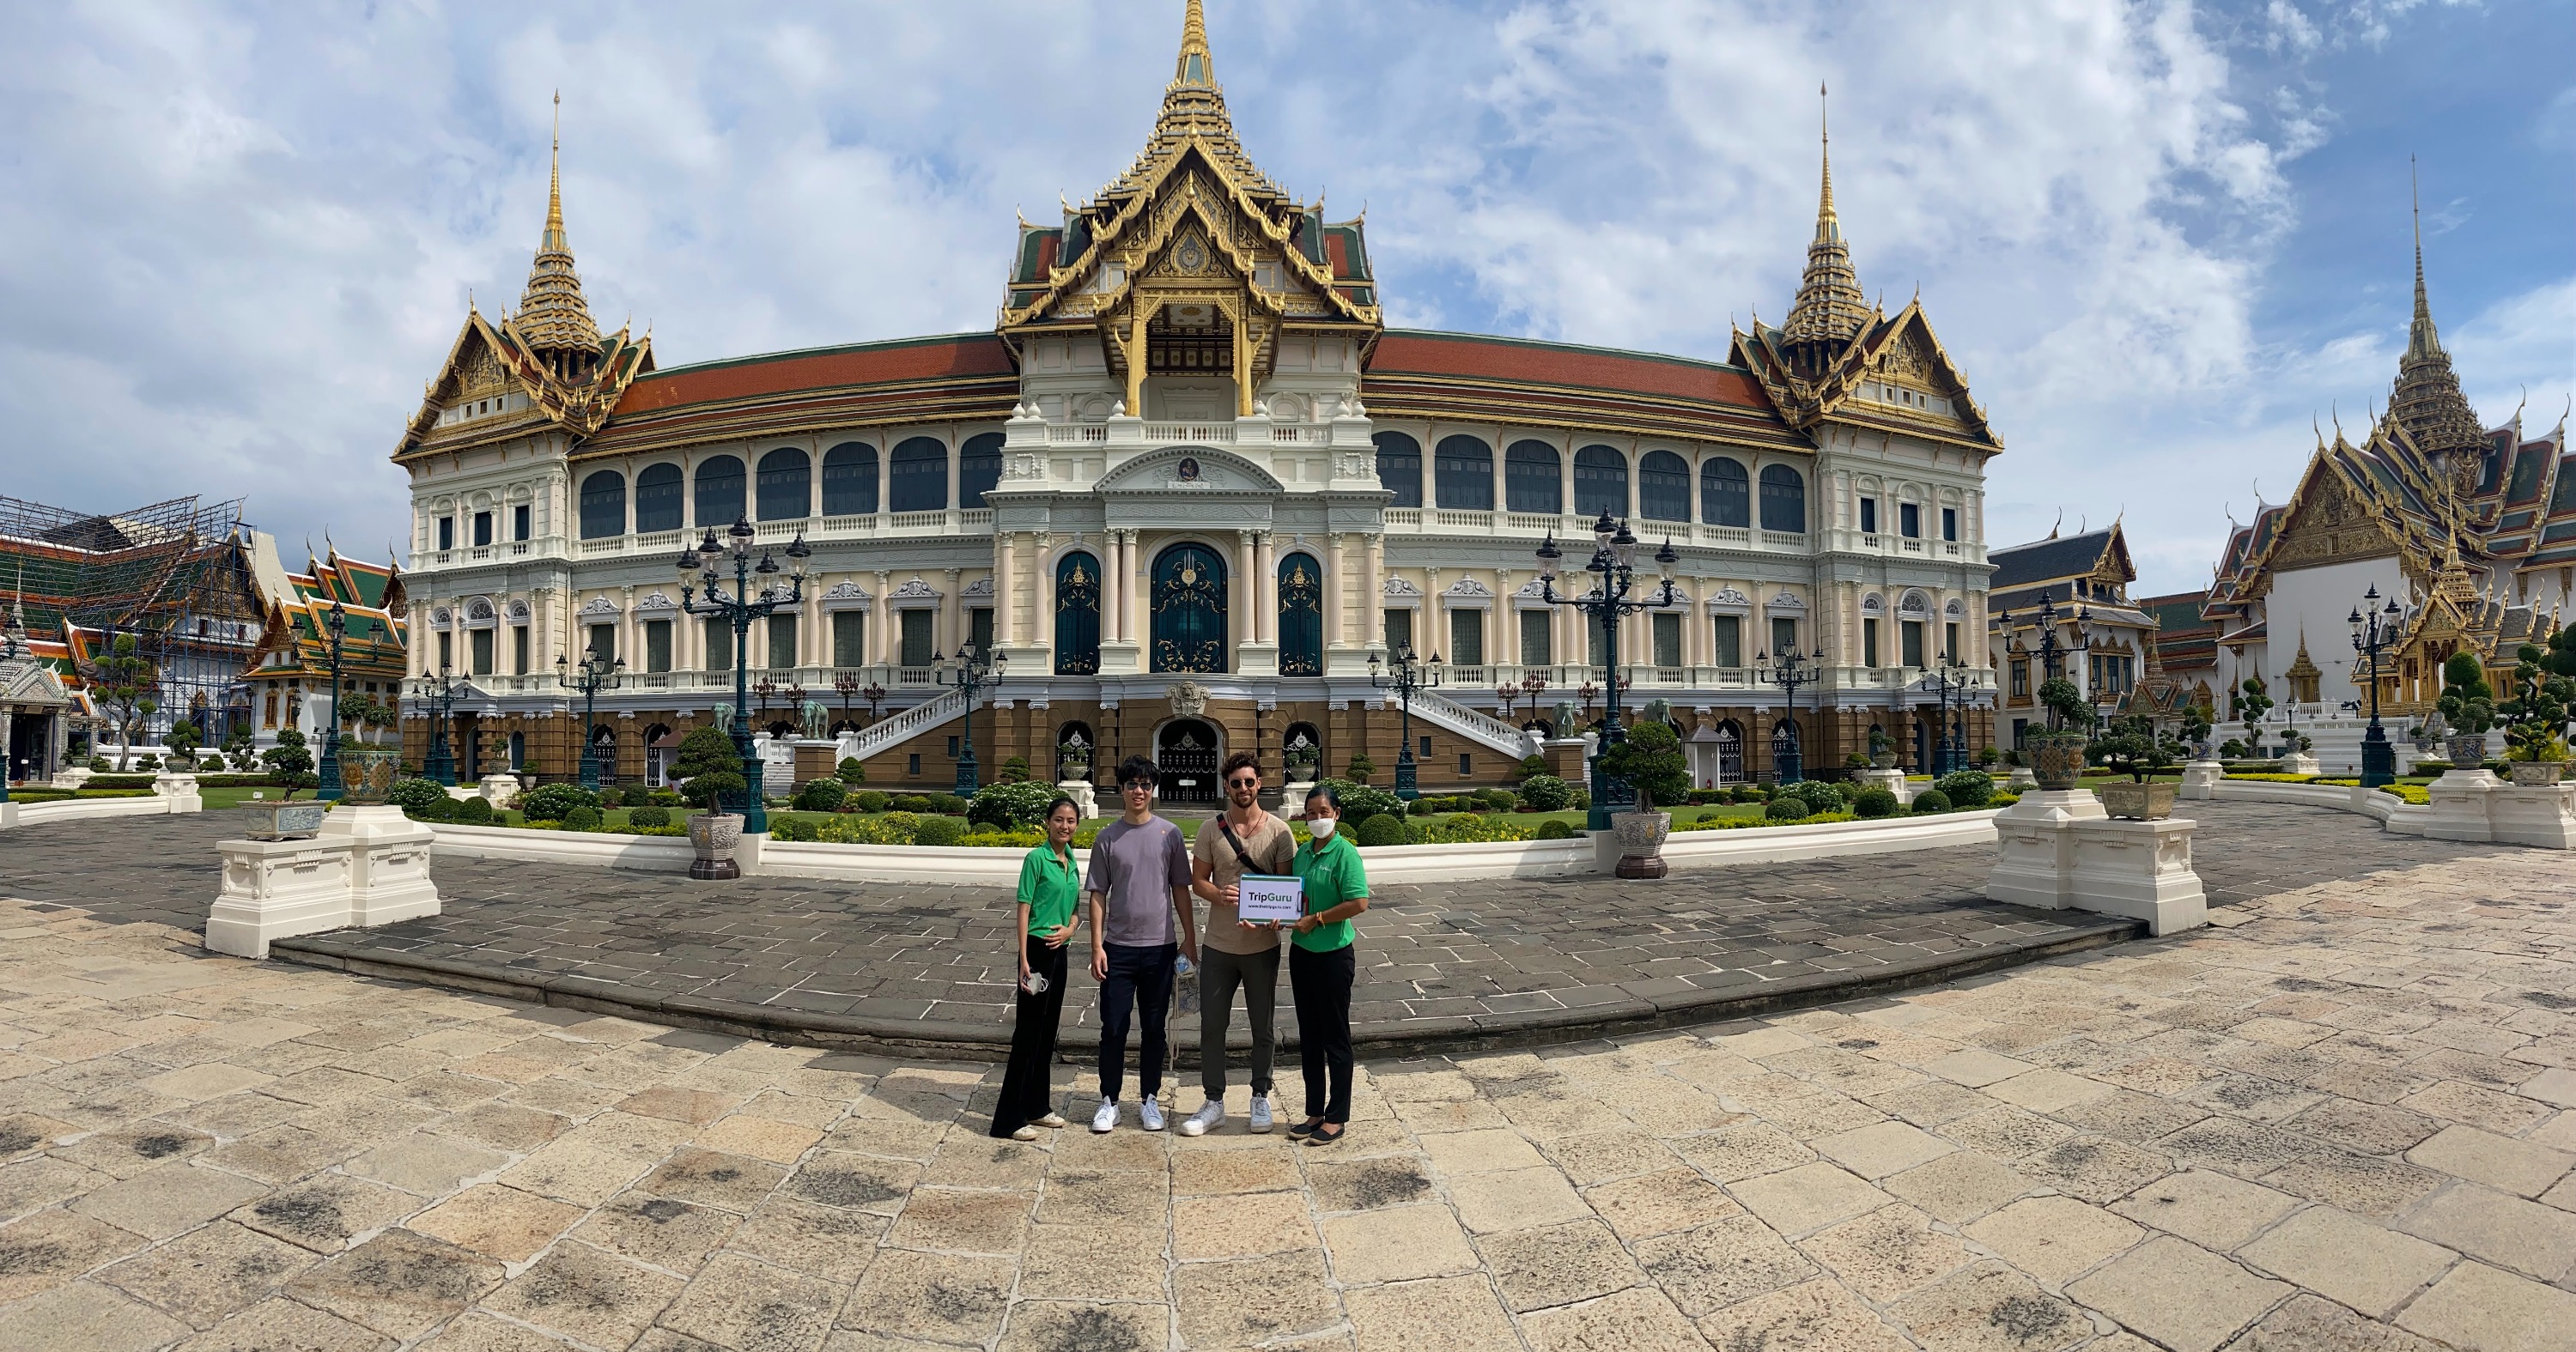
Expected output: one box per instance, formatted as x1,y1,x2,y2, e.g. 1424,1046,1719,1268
1127,312,1148,415
941,569,961,658
1236,531,1255,651
871,571,891,665
1365,534,1386,649
1559,443,1577,525
945,439,961,516
1129,532,1150,647
1234,321,1253,417
1325,533,1346,650
995,533,1018,646
1258,532,1276,644
1426,567,1444,661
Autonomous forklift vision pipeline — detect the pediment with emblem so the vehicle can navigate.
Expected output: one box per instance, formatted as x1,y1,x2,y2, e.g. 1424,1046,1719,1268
396,309,653,459
1729,299,1999,452
2261,456,2409,579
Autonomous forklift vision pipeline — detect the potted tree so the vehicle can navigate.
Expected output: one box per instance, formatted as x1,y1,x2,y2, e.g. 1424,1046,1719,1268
2236,676,2273,761
2498,641,2573,786
337,731,403,804
2088,713,2184,819
2180,704,2216,761
2027,678,2096,790
671,725,749,880
1597,721,1689,879
2436,652,2495,772
1867,727,1897,771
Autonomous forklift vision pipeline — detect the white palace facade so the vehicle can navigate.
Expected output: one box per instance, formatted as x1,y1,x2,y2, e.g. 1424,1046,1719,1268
395,3,2002,797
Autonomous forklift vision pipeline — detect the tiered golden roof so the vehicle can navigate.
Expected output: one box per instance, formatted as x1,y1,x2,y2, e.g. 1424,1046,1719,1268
1781,86,1868,355
512,94,603,358
2385,165,2486,464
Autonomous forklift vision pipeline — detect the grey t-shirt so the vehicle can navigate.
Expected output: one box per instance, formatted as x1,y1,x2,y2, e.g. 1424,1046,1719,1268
1084,816,1192,947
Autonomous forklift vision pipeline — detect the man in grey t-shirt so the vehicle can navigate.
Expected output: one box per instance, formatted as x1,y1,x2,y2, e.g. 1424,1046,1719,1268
1082,755,1197,1132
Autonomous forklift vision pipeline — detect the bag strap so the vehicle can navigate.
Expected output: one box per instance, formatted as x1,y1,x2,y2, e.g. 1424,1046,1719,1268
1214,816,1262,873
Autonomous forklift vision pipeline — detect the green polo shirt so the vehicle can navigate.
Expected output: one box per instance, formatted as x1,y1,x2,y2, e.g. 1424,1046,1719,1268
1016,845,1081,937
1289,831,1366,953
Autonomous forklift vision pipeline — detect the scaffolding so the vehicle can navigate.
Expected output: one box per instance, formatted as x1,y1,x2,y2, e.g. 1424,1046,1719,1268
0,494,267,748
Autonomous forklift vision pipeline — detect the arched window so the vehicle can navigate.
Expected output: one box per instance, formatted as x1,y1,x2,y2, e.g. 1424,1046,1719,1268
821,442,878,516
1283,721,1324,781
1434,435,1494,512
1054,552,1101,675
756,448,811,522
695,455,745,526
959,433,1005,509
1278,552,1323,676
635,464,683,531
890,437,948,512
1639,451,1691,522
1504,440,1562,513
1055,722,1096,781
1701,458,1749,528
1150,543,1229,673
1574,445,1629,519
578,471,625,540
1373,432,1423,509
1759,464,1807,533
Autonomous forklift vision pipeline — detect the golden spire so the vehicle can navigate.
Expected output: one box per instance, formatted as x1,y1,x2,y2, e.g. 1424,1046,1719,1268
513,90,601,359
1176,0,1212,88
2385,155,2486,463
1783,82,1867,355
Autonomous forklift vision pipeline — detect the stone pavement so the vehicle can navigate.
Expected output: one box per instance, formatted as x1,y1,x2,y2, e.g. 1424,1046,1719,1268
0,844,2570,1349
0,802,2506,1058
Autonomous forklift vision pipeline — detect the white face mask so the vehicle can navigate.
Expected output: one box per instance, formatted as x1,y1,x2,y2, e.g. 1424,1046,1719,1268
1308,817,1336,839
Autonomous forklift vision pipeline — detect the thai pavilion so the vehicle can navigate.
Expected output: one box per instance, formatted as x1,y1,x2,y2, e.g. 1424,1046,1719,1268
395,2,2003,798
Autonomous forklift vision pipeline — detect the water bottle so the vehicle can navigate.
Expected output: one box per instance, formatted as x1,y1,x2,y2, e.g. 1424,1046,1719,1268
1174,951,1200,1016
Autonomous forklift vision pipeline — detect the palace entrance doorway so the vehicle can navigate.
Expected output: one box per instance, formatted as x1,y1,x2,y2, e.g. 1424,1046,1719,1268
1155,718,1221,805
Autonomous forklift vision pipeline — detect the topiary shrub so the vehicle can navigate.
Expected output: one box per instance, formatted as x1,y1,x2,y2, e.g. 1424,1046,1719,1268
770,816,819,842
837,757,866,785
1934,770,1995,807
968,779,1060,831
792,778,848,813
519,783,601,822
648,790,683,808
671,725,747,813
1477,788,1517,812
1536,819,1575,840
626,804,671,828
912,815,967,847
1315,779,1402,826
853,790,890,813
1356,813,1407,847
927,792,970,815
1598,721,1691,809
1517,755,1549,779
562,805,602,832
1853,786,1899,818
1518,773,1572,812
453,796,495,824
890,794,933,813
408,793,459,822
1911,789,1953,815
1766,797,1808,822
1787,779,1849,815
388,778,448,812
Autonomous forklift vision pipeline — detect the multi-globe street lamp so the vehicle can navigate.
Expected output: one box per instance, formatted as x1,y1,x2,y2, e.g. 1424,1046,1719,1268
1534,512,1680,830
677,518,810,834
1369,641,1443,801
1758,643,1820,785
556,648,627,791
2350,584,2408,789
314,599,351,802
940,642,1005,796
1999,592,2093,729
420,662,464,786
1916,646,1978,776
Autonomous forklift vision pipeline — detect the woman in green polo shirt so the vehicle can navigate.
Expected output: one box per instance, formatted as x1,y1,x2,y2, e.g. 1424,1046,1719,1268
1287,785,1370,1146
992,797,1085,1141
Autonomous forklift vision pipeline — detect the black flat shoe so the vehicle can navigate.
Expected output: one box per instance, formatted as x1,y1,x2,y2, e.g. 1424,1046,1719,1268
1305,1123,1346,1146
1286,1118,1323,1140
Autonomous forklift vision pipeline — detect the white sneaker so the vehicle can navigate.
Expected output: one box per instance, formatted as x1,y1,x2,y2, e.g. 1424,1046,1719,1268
1139,1098,1166,1131
1249,1096,1273,1134
1179,1101,1225,1137
1031,1112,1067,1130
1091,1099,1119,1133
1011,1125,1040,1142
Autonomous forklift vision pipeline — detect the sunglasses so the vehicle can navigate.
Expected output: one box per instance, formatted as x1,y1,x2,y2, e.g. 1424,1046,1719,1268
1121,780,1154,791
1227,777,1259,787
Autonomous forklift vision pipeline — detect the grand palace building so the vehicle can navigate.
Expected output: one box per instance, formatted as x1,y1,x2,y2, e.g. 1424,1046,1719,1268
395,3,2003,797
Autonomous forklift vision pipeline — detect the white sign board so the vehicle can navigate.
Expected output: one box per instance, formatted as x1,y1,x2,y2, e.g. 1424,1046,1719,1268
1236,874,1305,924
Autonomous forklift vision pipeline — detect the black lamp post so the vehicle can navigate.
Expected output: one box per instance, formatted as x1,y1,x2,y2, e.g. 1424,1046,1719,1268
421,662,463,785
0,620,21,803
556,647,627,791
2000,593,2093,729
1916,645,1977,776
1759,643,1820,785
1369,641,1443,801
315,599,350,802
677,518,811,834
1534,512,1680,829
941,641,1005,796
2350,584,2407,789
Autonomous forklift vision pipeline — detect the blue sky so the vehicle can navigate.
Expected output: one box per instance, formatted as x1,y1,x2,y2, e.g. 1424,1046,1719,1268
1,0,2566,596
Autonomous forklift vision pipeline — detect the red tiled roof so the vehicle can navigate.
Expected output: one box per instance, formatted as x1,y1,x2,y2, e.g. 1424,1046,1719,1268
611,335,1016,419
1370,332,1772,410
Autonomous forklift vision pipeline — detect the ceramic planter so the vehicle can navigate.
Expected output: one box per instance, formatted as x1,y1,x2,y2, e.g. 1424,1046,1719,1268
1870,752,1897,770
2507,762,2567,787
1612,809,1671,880
2445,735,2490,770
337,747,402,805
2027,733,2089,791
688,812,744,880
2097,781,2178,821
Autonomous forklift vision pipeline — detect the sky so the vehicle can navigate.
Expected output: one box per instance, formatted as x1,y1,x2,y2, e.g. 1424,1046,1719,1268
0,0,2567,597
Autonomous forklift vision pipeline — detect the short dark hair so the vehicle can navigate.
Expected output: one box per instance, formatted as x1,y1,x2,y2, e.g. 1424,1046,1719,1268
1116,755,1158,786
1304,784,1342,811
1221,751,1260,781
1045,796,1080,820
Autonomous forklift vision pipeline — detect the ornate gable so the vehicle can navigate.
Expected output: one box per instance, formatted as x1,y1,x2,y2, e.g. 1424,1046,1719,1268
1731,300,1999,451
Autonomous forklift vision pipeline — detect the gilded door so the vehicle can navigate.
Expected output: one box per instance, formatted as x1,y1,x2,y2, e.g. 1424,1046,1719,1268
1151,543,1229,674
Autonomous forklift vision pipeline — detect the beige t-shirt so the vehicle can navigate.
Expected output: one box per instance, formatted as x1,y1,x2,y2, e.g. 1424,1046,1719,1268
1192,812,1297,955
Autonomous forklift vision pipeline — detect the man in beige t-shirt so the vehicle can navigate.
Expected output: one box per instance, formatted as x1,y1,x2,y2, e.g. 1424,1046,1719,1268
1180,750,1296,1136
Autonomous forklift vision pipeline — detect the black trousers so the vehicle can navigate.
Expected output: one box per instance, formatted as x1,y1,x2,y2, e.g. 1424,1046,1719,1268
1097,942,1177,1102
990,937,1068,1137
1290,943,1356,1123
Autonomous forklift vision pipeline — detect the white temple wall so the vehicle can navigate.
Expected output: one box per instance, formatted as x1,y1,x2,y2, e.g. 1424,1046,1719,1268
2267,556,2407,708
